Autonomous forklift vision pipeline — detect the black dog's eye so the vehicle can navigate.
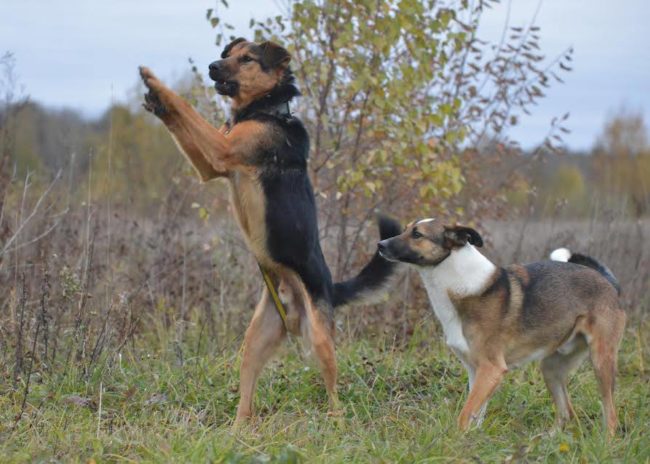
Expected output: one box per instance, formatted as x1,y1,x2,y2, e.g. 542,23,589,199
412,229,423,239
240,55,254,63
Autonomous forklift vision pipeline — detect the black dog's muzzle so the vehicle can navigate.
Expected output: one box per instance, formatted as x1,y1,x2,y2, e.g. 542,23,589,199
208,60,239,96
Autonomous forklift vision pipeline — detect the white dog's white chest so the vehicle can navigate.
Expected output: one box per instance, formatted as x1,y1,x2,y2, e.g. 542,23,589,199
428,290,470,357
417,246,497,361
419,263,470,357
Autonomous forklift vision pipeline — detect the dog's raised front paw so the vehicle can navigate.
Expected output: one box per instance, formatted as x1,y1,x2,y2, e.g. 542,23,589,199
138,66,169,117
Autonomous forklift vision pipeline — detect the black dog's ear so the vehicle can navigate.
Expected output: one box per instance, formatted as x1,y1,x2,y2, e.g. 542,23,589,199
259,41,291,69
443,225,484,248
221,37,247,59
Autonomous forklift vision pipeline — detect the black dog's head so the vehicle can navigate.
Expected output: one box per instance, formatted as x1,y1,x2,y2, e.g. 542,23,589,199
209,38,292,104
377,219,483,266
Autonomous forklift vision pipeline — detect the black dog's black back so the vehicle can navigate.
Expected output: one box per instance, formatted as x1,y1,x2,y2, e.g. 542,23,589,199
235,81,334,305
260,117,335,303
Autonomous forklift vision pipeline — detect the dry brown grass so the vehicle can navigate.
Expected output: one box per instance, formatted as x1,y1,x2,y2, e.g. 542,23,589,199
1,184,647,386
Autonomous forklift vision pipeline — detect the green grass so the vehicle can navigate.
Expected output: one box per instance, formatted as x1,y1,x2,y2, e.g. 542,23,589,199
1,320,648,463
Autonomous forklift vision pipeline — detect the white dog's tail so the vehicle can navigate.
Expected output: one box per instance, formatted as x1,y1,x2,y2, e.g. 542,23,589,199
549,247,572,262
550,247,620,295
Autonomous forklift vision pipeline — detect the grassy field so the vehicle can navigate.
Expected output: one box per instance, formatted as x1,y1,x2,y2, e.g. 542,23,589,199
1,316,648,463
1,193,648,462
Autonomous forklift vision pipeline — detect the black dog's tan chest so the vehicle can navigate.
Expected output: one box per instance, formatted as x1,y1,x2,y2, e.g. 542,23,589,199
227,171,272,266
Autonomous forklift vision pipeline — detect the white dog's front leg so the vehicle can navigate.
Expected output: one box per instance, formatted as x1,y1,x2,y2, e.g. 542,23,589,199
464,363,487,427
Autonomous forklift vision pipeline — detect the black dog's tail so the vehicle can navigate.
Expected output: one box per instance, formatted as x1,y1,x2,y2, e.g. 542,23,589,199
332,214,402,308
550,247,621,295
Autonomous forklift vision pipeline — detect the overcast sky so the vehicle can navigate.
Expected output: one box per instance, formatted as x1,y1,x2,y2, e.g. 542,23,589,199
1,0,648,150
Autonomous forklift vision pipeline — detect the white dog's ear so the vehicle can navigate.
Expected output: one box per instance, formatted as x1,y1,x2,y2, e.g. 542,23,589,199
443,225,483,248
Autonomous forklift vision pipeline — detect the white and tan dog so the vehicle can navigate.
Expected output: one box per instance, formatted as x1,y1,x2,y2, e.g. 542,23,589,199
378,219,625,435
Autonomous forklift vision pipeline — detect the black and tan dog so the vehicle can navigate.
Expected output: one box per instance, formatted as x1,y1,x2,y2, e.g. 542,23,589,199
139,38,400,424
378,219,625,435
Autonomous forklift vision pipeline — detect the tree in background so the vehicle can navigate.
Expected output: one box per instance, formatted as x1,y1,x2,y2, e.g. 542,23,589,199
0,53,27,225
593,108,650,216
596,108,647,157
542,163,586,214
86,105,187,213
207,0,572,277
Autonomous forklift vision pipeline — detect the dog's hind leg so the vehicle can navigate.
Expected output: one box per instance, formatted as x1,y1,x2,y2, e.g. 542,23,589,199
301,292,341,416
585,307,626,437
540,335,589,427
235,288,286,426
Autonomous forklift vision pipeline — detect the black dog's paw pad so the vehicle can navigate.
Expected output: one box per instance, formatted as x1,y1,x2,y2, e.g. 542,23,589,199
142,92,168,117
138,66,169,117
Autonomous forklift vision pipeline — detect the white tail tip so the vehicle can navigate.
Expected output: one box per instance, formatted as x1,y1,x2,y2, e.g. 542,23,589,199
550,247,572,262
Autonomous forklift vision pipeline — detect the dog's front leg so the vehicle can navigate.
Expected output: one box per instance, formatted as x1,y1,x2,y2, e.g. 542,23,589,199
457,360,507,430
139,66,231,181
462,362,487,426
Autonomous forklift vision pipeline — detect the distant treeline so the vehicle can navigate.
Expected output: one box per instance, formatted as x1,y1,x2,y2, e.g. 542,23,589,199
526,109,650,217
2,101,195,213
2,100,649,218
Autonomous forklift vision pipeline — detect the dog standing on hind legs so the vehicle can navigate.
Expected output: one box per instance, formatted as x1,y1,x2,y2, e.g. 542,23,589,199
139,38,401,425
378,219,626,436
